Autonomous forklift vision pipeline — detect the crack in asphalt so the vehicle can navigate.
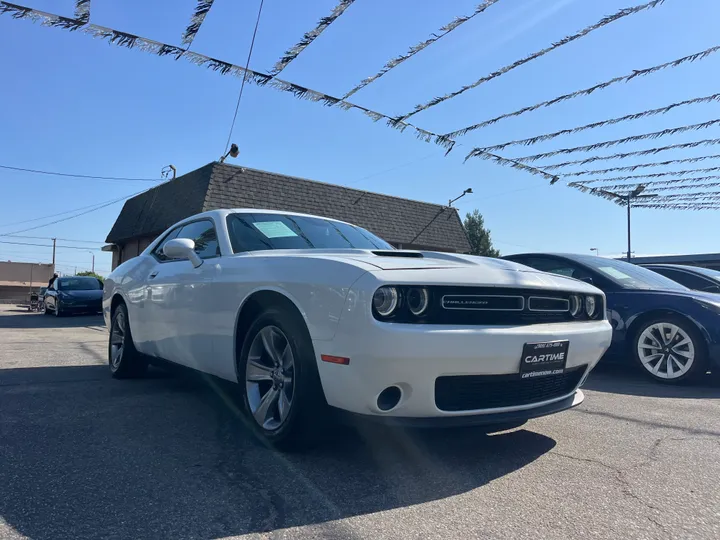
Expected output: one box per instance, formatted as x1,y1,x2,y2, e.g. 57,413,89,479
550,434,719,538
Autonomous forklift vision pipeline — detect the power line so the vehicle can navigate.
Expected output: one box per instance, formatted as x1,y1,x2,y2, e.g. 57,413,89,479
2,235,106,244
224,0,265,154
444,44,720,139
0,164,162,182
0,185,154,236
399,0,665,121
509,120,720,164
0,240,105,250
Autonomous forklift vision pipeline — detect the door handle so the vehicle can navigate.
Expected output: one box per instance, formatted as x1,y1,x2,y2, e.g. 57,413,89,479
148,271,159,279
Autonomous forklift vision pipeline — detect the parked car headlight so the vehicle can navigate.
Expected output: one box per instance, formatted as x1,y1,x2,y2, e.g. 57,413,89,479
373,286,399,317
407,287,429,316
569,294,583,318
585,295,597,318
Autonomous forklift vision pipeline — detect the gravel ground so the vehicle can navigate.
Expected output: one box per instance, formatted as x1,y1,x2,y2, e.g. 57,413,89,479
1,305,719,540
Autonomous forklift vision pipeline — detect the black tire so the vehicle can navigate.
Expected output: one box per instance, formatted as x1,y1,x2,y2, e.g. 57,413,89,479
238,307,326,450
631,315,707,384
108,303,148,379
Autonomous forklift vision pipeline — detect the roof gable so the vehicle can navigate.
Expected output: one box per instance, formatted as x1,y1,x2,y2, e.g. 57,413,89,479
204,163,470,252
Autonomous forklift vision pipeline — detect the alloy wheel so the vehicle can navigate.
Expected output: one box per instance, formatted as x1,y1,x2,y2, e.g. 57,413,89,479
110,310,126,369
637,322,695,379
245,325,295,431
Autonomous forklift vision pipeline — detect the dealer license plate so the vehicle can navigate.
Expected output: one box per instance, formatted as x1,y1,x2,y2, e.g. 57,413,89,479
519,340,569,379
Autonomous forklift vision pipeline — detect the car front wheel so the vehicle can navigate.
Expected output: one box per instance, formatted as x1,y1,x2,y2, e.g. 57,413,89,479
239,307,325,450
633,317,707,383
109,304,147,378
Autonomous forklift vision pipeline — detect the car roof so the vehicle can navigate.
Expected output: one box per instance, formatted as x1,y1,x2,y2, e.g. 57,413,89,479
642,263,705,271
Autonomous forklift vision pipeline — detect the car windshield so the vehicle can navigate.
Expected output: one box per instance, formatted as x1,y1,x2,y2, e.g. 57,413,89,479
57,278,102,291
573,255,688,291
226,213,393,252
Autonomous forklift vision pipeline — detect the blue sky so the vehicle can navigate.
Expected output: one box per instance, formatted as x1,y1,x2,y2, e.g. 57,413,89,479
1,0,719,274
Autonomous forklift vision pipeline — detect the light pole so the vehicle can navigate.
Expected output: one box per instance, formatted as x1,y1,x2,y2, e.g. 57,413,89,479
590,247,599,256
595,184,658,262
88,251,95,273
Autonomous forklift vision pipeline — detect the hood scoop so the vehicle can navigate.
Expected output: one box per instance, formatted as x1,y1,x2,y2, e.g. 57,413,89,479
371,250,424,258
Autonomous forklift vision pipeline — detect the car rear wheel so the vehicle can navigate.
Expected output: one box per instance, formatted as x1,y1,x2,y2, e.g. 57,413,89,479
239,307,326,450
632,317,707,384
109,304,148,379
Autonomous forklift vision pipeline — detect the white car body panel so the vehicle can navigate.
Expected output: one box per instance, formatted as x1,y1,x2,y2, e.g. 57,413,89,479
104,208,613,421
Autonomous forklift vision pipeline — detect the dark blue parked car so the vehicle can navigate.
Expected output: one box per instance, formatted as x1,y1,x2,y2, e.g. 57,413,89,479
44,276,103,316
642,264,720,294
502,253,720,384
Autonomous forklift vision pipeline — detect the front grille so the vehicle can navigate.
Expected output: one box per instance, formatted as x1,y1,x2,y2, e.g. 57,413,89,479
434,365,585,412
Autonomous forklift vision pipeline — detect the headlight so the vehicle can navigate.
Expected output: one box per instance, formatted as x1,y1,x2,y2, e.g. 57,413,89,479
407,287,429,316
585,295,597,318
569,294,583,318
373,286,399,317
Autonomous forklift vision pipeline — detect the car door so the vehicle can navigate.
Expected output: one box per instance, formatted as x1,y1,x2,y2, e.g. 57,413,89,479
145,219,224,373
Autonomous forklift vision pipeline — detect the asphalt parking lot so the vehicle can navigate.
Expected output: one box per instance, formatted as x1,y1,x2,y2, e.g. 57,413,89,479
1,306,720,540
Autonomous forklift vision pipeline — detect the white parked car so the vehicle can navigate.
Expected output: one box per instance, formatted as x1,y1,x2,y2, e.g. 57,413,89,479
103,209,612,448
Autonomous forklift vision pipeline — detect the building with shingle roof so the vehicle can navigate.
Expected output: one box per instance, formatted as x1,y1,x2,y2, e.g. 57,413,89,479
104,162,471,269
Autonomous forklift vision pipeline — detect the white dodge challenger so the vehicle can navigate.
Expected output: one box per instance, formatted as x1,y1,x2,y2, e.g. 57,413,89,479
103,209,612,448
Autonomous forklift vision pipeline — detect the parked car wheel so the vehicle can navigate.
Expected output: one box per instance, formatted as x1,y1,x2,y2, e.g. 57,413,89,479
44,302,51,315
109,304,148,379
239,307,325,450
632,316,707,383
53,301,63,317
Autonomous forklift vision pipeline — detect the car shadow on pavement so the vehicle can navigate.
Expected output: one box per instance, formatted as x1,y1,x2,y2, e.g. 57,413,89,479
0,310,104,329
583,361,720,399
0,364,556,539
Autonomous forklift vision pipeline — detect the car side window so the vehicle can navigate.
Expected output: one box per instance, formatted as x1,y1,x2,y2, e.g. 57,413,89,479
151,227,182,262
654,268,718,291
176,220,221,260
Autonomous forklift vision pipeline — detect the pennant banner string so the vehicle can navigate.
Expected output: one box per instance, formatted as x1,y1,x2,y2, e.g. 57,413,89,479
557,156,720,176
181,0,215,48
399,0,665,121
502,119,720,164
342,0,501,99
568,167,720,185
633,203,720,210
0,1,559,185
74,0,90,23
570,177,720,192
480,93,720,152
443,44,720,140
271,0,355,75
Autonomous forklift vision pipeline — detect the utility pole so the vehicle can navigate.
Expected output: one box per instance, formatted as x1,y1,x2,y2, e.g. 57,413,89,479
88,251,95,273
51,238,56,271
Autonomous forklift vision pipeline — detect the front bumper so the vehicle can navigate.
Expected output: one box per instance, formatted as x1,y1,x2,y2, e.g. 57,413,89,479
315,311,612,419
334,389,584,428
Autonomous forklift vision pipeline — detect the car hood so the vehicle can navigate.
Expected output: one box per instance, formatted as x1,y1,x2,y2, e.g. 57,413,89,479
245,249,602,293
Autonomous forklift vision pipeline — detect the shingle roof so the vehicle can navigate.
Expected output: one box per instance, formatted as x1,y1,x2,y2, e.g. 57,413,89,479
106,162,471,253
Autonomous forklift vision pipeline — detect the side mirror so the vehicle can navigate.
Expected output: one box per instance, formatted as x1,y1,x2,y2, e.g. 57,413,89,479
163,238,203,268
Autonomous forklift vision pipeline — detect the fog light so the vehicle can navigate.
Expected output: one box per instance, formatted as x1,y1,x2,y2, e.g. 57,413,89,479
377,386,402,411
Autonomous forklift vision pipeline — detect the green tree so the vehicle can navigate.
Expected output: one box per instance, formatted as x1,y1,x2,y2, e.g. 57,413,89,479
463,209,500,257
76,270,104,283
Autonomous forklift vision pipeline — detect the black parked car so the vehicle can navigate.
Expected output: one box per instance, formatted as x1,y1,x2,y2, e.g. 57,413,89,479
642,264,720,294
502,253,720,384
44,276,103,316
